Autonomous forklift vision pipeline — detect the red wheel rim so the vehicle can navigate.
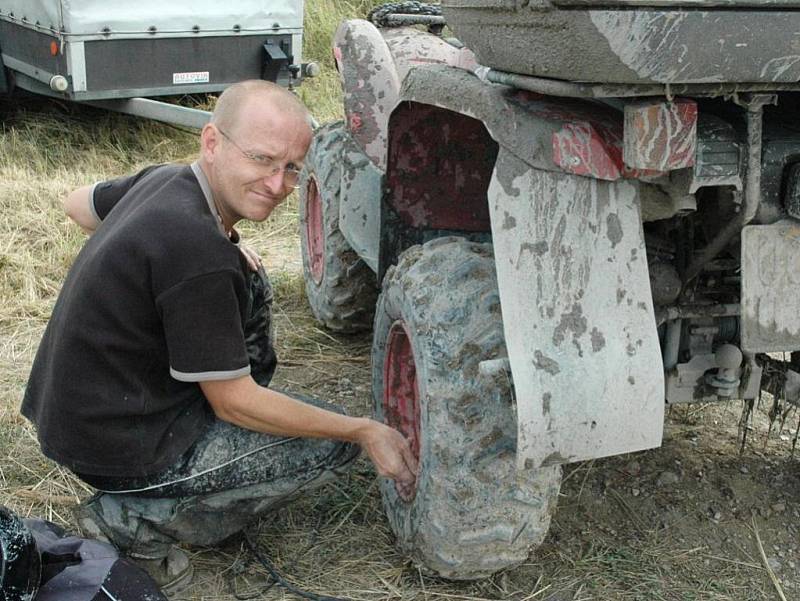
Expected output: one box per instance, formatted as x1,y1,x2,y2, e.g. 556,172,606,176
383,320,421,500
305,176,324,284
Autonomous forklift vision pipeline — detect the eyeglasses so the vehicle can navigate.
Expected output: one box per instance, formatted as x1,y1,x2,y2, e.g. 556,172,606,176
218,127,303,189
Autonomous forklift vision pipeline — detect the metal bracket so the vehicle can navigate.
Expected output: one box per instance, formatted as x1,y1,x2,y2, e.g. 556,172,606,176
262,42,291,87
84,97,212,129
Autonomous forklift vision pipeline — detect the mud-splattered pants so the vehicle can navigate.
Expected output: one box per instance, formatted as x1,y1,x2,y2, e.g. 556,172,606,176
74,269,360,559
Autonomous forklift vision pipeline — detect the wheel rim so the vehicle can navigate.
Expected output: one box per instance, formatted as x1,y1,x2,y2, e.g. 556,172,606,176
305,175,324,285
383,320,421,500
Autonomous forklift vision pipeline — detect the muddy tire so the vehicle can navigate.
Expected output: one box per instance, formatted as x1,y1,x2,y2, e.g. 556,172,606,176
372,237,562,579
299,122,378,332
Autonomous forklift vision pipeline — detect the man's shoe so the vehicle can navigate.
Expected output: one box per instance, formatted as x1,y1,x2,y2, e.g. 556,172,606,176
74,498,193,595
131,547,194,596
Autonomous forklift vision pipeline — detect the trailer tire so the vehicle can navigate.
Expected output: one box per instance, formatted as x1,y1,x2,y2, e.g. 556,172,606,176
299,122,378,332
372,237,561,580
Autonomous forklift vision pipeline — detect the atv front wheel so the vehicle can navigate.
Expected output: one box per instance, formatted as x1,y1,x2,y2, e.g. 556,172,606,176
372,237,562,579
299,122,378,332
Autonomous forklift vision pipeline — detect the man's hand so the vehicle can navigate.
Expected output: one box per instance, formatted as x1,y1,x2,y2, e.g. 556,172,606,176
357,420,419,500
239,244,263,272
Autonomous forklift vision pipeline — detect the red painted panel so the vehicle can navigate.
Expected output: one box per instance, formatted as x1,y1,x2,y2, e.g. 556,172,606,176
624,99,698,171
386,103,497,232
552,122,623,180
511,90,666,181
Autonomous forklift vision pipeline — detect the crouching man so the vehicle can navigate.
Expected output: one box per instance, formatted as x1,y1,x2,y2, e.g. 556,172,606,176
21,81,417,594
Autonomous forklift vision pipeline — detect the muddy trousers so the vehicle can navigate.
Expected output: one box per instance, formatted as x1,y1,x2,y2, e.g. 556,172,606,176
74,269,359,559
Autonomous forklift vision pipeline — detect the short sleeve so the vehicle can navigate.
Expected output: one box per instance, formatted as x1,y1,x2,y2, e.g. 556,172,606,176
156,270,251,382
92,165,162,221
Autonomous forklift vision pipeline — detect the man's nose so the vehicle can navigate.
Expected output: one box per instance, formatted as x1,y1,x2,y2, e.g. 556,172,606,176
262,169,287,194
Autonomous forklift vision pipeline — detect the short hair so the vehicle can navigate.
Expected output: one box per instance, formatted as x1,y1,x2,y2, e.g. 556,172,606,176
211,80,311,134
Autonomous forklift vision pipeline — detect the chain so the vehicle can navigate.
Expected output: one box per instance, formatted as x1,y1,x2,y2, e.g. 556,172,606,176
368,1,443,28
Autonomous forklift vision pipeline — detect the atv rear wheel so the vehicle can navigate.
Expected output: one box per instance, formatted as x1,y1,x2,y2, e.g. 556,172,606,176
372,237,561,579
299,122,378,332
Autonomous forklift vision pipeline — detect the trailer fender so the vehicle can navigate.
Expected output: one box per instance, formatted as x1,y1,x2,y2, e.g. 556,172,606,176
488,149,665,469
333,20,475,171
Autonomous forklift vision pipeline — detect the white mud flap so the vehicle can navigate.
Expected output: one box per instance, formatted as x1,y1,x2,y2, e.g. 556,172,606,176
741,220,800,353
488,150,665,469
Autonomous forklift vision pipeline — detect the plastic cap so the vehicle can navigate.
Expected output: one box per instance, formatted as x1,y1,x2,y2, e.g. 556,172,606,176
49,75,69,92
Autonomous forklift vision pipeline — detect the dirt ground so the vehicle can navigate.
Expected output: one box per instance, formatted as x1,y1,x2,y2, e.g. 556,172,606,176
170,271,800,601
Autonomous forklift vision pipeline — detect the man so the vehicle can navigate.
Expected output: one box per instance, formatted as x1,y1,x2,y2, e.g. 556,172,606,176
21,81,417,593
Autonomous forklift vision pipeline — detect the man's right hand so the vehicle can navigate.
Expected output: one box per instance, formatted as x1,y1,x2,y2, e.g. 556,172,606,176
357,419,418,501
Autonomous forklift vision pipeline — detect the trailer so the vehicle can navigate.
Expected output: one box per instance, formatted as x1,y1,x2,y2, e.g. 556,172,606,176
0,0,315,127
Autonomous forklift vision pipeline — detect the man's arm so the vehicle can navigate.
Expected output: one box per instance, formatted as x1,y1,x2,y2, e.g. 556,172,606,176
200,376,418,499
64,185,98,234
65,183,263,270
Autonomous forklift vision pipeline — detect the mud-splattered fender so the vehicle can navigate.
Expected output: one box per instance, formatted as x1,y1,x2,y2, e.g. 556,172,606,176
488,150,665,469
397,64,662,182
339,128,382,273
333,20,474,171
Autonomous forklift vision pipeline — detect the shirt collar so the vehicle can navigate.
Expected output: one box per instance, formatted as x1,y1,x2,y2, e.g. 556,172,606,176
191,161,226,236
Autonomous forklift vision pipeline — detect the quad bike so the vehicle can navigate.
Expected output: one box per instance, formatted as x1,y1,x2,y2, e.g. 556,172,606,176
299,0,800,579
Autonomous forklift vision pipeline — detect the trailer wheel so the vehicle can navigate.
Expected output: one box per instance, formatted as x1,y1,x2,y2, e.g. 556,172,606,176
372,237,561,579
299,122,378,332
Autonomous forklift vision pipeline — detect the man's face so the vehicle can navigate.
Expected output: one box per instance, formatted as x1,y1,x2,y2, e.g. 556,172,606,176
206,97,311,226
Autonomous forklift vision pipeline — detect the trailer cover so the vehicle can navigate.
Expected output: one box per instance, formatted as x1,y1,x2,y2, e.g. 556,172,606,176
0,1,303,38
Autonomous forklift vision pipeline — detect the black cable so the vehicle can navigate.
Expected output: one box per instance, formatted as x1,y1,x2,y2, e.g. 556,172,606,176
243,532,350,601
230,565,277,601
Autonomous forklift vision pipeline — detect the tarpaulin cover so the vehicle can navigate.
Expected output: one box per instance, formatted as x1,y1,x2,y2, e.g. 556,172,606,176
0,0,303,35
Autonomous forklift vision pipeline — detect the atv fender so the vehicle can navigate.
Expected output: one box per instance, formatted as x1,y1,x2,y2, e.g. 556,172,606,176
333,19,475,171
399,64,664,182
333,21,476,268
392,65,665,468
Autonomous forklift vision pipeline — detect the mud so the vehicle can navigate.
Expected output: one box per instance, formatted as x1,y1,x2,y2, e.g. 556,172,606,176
502,211,516,230
551,303,588,351
442,3,800,85
605,213,623,248
518,241,548,261
590,327,606,353
533,351,560,376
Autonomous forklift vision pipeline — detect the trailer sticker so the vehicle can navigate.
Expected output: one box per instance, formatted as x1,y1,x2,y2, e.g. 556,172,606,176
173,71,209,85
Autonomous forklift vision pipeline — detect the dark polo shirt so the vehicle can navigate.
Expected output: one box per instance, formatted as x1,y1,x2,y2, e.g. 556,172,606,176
22,163,251,477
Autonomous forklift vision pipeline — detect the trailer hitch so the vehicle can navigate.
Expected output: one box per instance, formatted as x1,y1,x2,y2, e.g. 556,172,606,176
262,41,293,87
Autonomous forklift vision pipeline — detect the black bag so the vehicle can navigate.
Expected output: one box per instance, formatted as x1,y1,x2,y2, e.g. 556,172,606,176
1,506,166,601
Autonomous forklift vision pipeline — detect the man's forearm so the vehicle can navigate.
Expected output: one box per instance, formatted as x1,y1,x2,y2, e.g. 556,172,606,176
200,375,418,493
64,184,98,233
200,376,369,442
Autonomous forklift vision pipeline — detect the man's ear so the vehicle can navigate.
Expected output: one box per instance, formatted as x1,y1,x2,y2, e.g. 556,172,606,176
200,123,220,163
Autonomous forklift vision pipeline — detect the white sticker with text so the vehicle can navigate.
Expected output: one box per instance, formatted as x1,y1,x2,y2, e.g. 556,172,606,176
173,71,210,85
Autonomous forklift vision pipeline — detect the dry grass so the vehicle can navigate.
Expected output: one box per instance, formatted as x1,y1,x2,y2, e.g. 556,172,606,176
1,2,798,600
